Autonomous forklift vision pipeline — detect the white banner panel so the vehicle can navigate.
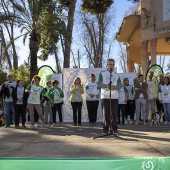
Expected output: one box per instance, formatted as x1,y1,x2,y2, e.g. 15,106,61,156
51,74,62,89
163,0,170,21
62,68,136,122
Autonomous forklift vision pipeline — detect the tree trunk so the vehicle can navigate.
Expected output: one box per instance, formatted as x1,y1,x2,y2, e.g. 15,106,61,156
0,28,12,70
11,26,18,69
63,0,76,68
29,29,39,81
54,49,61,73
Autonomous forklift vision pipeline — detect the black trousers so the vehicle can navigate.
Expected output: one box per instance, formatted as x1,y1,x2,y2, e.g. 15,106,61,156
125,100,135,120
71,102,82,124
34,108,39,122
14,104,26,125
156,99,164,121
52,102,63,123
101,99,118,132
117,104,126,124
86,100,99,123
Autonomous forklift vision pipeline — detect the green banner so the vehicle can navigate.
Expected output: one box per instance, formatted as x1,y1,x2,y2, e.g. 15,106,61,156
0,157,170,170
38,65,54,87
145,64,164,81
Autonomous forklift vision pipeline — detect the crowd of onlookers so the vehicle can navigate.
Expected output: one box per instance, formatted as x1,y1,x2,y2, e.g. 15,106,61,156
0,70,169,130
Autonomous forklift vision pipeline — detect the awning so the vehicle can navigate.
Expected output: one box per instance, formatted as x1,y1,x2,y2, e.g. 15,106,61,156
116,15,141,42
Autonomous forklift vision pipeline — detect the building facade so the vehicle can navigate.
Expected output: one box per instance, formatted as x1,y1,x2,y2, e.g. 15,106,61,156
116,0,170,76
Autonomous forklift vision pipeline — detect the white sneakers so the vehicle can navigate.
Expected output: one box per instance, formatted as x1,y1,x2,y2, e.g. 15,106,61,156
29,125,35,129
164,121,168,125
125,120,133,125
129,120,133,125
125,120,128,125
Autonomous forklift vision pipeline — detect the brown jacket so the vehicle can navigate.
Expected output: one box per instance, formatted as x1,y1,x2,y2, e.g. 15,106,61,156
134,82,148,99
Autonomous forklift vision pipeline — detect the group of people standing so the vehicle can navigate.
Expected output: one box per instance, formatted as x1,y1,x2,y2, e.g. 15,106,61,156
0,75,64,129
0,58,169,135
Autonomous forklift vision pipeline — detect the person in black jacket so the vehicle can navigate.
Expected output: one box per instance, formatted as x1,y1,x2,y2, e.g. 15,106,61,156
12,80,29,128
0,74,17,128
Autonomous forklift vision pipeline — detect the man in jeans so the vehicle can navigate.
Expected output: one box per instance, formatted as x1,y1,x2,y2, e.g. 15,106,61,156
134,74,148,125
1,74,17,127
146,71,158,124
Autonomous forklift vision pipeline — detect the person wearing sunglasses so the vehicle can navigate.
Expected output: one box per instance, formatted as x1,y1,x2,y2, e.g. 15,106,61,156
49,80,64,127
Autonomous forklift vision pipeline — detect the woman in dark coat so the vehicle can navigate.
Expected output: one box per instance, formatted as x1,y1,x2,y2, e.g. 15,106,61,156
12,80,29,128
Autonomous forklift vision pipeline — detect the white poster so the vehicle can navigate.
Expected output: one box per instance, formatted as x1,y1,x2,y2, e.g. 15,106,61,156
163,0,170,21
62,68,136,122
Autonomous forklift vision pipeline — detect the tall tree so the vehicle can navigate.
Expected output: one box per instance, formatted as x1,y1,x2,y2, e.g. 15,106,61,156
62,0,76,68
75,6,115,68
1,0,67,80
0,0,18,69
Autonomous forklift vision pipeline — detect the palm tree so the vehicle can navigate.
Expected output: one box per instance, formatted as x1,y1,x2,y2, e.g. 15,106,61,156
1,0,62,80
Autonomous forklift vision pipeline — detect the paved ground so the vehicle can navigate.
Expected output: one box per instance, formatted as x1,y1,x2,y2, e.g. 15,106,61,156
0,122,170,158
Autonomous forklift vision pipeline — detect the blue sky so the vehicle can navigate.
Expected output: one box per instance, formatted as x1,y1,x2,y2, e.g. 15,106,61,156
15,0,134,71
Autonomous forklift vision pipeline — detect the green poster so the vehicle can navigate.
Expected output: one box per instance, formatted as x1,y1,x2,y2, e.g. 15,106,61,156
38,65,54,87
145,64,164,81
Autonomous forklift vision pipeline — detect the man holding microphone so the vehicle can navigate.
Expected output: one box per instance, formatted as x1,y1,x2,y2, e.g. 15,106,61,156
98,59,122,134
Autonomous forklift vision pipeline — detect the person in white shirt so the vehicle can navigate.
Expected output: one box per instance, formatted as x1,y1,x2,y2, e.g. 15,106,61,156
124,78,135,124
134,74,148,125
117,79,128,125
146,71,157,124
26,75,52,129
85,74,100,125
0,74,17,128
48,80,64,126
12,80,28,128
97,58,122,134
158,76,170,125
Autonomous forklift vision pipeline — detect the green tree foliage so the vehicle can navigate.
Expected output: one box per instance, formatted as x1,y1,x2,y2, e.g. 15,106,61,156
10,65,30,87
127,0,139,3
58,0,70,7
0,69,7,108
81,0,113,15
38,2,68,60
0,69,7,86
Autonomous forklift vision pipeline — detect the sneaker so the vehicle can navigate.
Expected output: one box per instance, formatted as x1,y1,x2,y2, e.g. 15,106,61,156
4,125,10,128
102,131,109,135
73,123,77,126
129,120,133,125
29,125,35,129
113,130,118,134
78,123,81,126
125,120,128,125
164,121,168,125
35,123,40,127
